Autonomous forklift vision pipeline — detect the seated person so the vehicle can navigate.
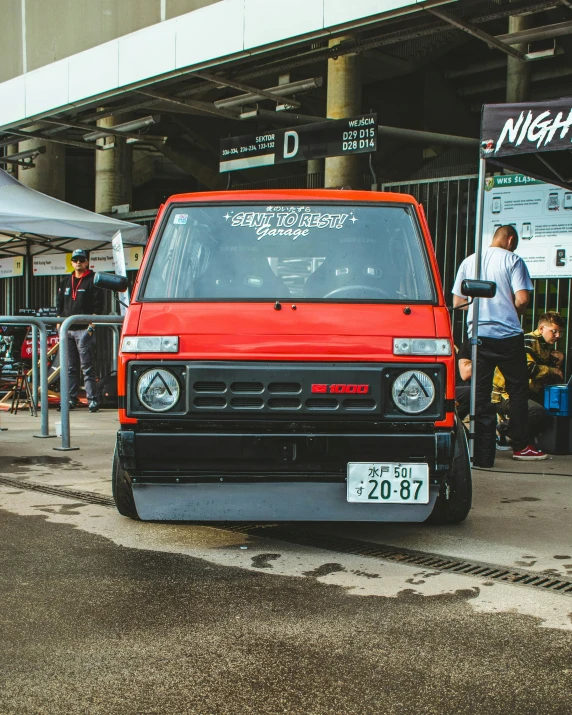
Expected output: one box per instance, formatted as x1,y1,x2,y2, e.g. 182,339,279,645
492,311,566,448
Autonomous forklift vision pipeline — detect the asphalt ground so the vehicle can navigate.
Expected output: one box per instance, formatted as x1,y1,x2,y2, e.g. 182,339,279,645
1,408,572,714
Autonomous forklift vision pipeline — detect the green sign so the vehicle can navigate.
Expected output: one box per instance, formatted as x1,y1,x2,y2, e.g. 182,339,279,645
485,174,544,190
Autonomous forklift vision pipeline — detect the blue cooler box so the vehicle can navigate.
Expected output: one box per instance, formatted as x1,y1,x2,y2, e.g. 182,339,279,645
544,384,572,416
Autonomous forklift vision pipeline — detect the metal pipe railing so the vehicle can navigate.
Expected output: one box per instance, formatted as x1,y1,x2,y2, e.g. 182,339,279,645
54,314,124,451
0,316,51,438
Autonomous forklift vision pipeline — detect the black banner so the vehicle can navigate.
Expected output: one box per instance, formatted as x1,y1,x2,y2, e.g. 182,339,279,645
220,114,377,173
481,99,572,158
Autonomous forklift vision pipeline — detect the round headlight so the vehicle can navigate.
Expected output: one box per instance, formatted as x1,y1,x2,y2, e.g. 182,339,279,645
137,369,180,412
392,370,435,414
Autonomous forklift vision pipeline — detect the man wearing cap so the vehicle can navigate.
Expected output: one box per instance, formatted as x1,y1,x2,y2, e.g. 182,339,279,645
56,249,104,412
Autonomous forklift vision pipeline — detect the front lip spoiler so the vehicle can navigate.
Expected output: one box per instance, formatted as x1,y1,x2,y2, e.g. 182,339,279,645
132,481,440,522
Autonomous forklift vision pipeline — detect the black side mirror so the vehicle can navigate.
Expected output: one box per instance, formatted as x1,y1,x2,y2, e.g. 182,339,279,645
461,279,497,299
94,272,128,293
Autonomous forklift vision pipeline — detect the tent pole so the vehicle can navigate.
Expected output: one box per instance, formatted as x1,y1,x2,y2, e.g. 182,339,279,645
25,240,31,309
469,157,487,464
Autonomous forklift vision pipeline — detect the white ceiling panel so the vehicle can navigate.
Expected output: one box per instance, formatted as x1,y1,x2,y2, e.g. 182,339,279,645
324,0,415,27
118,20,177,87
176,0,245,69
25,60,69,117
244,0,325,50
69,40,120,104
0,76,26,127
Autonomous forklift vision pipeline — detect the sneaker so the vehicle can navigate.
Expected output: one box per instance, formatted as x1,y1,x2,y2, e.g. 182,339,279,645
57,399,77,412
512,445,547,461
496,434,512,451
88,400,99,413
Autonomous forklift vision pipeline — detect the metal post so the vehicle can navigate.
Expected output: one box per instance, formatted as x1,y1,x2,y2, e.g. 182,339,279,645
0,316,51,437
111,325,120,373
54,314,124,451
31,325,39,410
469,157,487,462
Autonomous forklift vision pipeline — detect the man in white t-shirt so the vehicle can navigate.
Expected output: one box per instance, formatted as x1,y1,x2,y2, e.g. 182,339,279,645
452,225,545,466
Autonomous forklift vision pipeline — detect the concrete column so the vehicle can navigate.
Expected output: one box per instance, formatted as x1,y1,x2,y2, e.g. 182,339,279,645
324,37,362,189
506,13,530,103
17,137,65,199
95,116,133,214
307,158,323,188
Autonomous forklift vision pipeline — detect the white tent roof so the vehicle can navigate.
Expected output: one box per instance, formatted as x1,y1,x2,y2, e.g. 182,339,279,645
0,168,147,256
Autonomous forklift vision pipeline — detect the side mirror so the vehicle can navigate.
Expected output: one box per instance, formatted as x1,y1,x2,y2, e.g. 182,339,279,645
461,279,496,299
94,272,128,293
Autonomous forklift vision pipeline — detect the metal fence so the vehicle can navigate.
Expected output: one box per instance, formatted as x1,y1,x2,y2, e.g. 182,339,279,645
383,175,572,375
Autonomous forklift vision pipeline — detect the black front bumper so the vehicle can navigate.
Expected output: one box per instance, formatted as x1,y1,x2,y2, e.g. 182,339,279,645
117,426,455,481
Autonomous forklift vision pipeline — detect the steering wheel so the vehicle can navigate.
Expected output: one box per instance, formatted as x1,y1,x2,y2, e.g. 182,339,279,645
323,285,391,299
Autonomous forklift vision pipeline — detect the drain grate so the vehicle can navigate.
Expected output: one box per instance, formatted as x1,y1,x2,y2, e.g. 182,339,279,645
1,476,572,596
217,523,572,597
0,476,114,507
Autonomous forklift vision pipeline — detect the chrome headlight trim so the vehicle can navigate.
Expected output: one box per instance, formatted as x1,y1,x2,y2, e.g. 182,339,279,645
391,370,435,414
136,368,180,412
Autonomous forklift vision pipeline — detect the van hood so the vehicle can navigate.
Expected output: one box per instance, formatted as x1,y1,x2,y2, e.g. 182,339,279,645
135,302,444,362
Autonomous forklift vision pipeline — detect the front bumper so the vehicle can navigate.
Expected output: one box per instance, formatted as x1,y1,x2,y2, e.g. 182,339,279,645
117,427,453,522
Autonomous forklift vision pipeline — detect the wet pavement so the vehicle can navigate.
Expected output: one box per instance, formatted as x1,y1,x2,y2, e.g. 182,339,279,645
1,408,572,713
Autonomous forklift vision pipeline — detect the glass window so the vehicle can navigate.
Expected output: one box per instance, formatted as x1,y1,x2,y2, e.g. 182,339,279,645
142,203,435,302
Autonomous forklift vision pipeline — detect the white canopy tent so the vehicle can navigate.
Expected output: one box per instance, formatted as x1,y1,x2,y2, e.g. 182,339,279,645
0,168,147,258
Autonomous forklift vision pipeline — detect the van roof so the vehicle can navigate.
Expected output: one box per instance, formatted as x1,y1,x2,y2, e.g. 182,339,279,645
165,189,418,206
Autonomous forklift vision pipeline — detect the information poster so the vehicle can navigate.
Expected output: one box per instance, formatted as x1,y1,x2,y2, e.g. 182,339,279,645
0,256,24,278
483,174,572,278
33,253,73,276
90,246,142,272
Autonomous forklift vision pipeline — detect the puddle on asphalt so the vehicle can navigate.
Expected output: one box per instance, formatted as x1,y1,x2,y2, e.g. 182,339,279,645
0,455,75,475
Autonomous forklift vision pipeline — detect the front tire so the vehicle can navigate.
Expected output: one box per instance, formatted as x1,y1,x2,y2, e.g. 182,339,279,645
426,419,472,525
112,445,139,520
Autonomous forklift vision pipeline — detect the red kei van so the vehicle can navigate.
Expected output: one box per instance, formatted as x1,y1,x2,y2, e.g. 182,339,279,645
109,189,472,523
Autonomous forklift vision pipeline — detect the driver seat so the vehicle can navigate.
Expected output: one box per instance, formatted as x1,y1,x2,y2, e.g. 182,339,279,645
303,254,385,298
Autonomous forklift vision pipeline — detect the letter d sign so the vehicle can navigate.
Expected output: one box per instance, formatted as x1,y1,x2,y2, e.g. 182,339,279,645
283,130,299,159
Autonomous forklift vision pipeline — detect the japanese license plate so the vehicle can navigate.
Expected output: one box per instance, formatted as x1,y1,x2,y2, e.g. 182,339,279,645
347,462,430,504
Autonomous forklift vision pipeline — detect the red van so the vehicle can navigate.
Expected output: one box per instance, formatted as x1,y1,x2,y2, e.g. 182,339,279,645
108,189,472,523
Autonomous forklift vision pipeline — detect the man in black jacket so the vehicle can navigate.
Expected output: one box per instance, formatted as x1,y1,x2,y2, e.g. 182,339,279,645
56,249,104,412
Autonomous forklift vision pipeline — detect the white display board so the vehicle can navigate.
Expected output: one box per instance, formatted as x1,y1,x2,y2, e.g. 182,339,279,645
483,174,572,279
89,246,142,272
33,253,73,276
0,256,25,278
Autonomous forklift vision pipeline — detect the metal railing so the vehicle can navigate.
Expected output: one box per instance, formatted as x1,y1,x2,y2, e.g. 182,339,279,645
0,316,51,438
53,315,124,451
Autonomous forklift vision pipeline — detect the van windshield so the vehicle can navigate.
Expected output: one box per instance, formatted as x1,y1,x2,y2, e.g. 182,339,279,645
142,203,436,302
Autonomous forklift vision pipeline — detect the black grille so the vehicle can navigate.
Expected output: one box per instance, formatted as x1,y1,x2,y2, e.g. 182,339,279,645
194,396,227,408
230,397,264,409
268,382,301,394
194,381,226,393
268,397,302,410
343,398,376,410
231,382,264,393
306,398,338,410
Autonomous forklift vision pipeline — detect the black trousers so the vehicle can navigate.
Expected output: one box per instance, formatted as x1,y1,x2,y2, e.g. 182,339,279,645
474,333,529,467
497,398,548,445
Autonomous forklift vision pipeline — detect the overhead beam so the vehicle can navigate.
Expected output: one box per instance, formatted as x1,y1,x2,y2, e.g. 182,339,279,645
239,108,327,125
193,71,301,109
378,125,478,148
38,118,166,144
137,89,239,120
425,7,527,62
0,128,103,150
215,77,322,109
496,19,572,45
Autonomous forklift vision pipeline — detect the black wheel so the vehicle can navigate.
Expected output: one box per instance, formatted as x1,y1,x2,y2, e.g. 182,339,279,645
112,445,139,520
426,419,472,525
